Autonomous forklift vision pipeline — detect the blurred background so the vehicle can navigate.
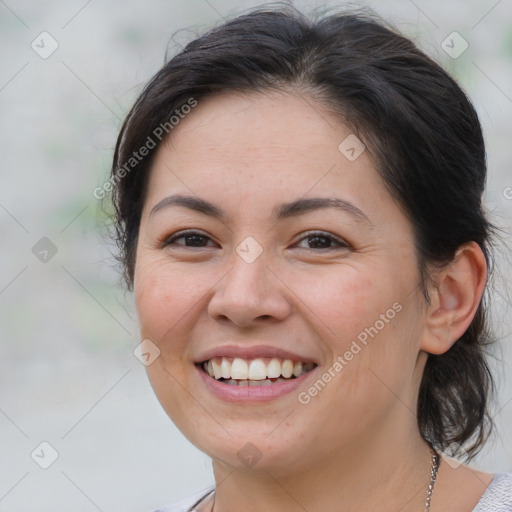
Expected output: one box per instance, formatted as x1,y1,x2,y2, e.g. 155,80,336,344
1,1,511,511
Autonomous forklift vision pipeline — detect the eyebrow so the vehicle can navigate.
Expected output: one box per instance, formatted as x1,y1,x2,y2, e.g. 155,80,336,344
149,194,373,226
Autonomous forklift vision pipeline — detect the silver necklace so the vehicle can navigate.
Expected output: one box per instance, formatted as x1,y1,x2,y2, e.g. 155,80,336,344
197,447,442,512
425,447,441,511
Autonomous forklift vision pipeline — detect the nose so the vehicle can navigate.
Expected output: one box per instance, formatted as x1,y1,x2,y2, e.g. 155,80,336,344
207,252,293,327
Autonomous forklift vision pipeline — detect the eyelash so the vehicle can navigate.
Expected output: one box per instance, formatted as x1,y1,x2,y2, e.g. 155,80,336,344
161,230,350,251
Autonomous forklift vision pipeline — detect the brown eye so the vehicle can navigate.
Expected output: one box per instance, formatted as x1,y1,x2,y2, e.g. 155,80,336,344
295,231,349,250
163,230,215,248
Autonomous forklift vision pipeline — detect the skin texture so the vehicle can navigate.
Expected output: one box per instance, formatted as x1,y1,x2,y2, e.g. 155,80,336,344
134,90,491,511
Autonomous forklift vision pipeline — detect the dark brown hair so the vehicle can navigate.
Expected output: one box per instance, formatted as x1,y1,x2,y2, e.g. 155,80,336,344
110,4,499,459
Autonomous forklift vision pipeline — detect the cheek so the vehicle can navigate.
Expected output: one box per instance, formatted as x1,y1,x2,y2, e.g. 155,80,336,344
134,254,212,349
290,263,395,350
295,262,419,396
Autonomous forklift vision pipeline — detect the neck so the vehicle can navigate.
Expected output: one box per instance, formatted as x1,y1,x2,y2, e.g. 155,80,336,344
211,413,434,512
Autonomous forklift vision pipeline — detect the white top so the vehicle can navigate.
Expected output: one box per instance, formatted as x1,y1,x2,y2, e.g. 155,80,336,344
154,472,512,512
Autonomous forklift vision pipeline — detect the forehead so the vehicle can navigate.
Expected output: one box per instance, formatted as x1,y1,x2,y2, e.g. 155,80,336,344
142,90,400,231
171,90,335,142
148,91,370,188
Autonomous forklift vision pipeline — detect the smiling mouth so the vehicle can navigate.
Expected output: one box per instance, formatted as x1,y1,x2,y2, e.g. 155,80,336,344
199,356,317,387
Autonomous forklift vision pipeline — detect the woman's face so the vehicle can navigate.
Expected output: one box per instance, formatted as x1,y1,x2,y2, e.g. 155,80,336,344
134,91,429,474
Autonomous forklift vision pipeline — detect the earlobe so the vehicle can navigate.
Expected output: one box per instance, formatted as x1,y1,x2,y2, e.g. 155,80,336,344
420,242,487,355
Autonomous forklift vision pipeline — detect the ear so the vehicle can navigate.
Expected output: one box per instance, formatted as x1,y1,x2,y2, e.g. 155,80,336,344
420,241,487,355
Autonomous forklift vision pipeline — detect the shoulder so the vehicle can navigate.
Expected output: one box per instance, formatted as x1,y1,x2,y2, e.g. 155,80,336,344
472,472,512,512
152,486,215,512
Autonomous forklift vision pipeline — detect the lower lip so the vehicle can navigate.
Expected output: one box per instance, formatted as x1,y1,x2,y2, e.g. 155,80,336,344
196,365,317,402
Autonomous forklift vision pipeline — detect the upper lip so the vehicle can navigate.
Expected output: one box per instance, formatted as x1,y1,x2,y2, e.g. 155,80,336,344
195,344,318,364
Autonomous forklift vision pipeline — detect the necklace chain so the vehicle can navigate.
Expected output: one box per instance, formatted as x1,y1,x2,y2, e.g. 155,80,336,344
424,447,441,511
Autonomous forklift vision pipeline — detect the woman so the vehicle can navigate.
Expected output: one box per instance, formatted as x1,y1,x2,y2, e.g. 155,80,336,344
110,5,512,511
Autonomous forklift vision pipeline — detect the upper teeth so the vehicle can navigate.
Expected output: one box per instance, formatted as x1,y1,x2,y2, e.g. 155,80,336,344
203,357,314,380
